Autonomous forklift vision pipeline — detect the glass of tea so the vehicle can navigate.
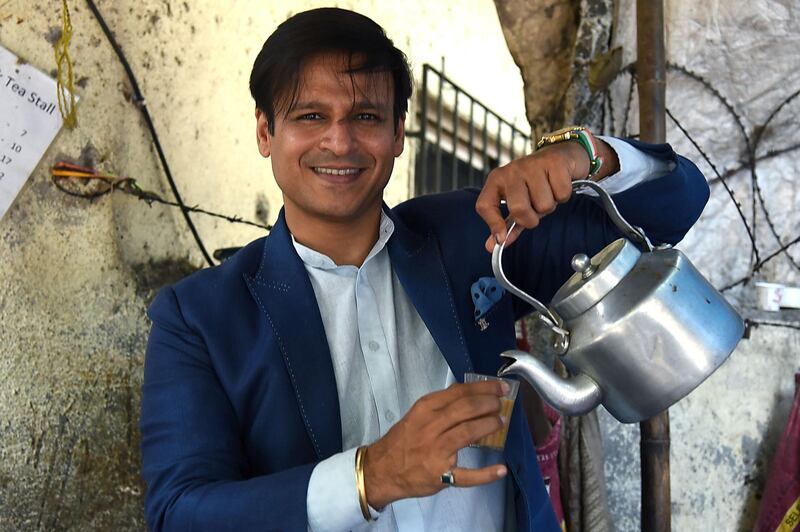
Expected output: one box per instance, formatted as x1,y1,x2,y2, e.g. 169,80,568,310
464,372,519,451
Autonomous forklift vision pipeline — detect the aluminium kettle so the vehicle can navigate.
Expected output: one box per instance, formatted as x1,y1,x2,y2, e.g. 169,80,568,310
494,180,744,423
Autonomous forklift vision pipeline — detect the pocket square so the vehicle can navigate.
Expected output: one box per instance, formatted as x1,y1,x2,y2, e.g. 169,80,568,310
471,277,505,320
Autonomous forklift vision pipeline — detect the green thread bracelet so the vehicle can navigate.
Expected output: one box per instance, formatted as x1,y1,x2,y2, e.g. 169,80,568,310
536,127,604,179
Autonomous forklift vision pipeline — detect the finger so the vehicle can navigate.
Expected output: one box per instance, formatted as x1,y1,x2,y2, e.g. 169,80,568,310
440,414,505,452
447,394,504,422
505,180,539,229
484,233,497,253
428,394,503,435
417,381,507,412
475,175,509,247
501,218,525,248
548,167,573,203
448,464,508,488
526,174,557,216
486,216,525,250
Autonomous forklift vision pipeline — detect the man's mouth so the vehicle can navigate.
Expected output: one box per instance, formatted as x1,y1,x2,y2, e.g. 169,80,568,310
311,166,367,184
312,167,363,176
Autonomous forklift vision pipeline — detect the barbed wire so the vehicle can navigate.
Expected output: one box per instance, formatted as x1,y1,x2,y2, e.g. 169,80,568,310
679,66,800,275
51,162,271,231
664,107,760,265
721,233,800,292
746,318,800,332
602,63,800,293
712,142,800,186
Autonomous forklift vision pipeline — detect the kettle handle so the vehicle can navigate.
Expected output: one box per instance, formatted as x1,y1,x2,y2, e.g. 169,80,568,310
492,233,570,352
491,180,656,351
571,180,655,252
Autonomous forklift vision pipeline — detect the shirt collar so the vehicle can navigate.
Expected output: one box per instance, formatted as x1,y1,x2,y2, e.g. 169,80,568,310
292,211,396,271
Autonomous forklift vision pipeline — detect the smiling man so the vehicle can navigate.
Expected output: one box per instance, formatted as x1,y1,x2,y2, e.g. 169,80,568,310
254,52,404,267
140,7,709,532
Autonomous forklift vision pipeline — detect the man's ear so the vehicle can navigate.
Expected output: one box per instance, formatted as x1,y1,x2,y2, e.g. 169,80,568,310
255,108,271,158
393,114,406,157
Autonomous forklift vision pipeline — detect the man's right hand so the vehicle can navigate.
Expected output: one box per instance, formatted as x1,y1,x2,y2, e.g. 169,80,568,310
362,380,510,509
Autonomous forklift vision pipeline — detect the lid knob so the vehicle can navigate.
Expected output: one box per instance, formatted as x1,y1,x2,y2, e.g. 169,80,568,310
571,253,597,279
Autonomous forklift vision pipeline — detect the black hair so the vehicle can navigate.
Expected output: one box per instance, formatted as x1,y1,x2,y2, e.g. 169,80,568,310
249,7,413,134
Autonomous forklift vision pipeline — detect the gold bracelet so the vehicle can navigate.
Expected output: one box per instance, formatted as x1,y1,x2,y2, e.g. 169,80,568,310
355,446,373,522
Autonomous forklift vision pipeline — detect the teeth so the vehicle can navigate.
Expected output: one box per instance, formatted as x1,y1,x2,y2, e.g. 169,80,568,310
314,167,361,176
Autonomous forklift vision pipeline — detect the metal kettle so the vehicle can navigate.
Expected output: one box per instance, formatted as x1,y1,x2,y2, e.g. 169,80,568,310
494,180,744,423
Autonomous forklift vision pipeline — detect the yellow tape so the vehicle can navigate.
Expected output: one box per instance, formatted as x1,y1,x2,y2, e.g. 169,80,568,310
54,0,77,128
775,493,800,532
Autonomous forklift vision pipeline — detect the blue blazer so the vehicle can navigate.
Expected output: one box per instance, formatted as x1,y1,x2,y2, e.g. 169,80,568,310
141,140,709,532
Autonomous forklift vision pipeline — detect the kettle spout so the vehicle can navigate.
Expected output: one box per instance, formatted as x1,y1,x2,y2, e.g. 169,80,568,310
498,350,603,417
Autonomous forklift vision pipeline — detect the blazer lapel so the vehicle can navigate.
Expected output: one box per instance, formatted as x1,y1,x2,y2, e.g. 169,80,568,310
386,207,475,381
243,211,342,460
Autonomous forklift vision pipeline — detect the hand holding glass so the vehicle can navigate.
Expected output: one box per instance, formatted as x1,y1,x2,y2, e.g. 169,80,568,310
464,372,519,450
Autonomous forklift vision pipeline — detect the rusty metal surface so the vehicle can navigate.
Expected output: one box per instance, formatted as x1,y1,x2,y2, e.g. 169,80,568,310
636,1,671,530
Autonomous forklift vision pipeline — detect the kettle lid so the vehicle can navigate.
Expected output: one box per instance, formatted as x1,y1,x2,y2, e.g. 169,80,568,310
551,238,641,319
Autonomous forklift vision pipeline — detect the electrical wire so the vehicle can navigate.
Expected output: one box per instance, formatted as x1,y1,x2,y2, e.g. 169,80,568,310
85,0,215,267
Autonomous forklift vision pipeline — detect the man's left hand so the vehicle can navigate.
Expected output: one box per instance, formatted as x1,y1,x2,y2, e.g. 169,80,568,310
475,138,619,253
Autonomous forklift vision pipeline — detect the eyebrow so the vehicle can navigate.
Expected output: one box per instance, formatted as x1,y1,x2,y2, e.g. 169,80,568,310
291,99,389,112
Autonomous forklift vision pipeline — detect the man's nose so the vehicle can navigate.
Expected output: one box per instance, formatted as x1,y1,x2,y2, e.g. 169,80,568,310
319,121,357,155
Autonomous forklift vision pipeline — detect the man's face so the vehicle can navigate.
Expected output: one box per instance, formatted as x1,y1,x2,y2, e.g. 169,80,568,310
256,54,405,230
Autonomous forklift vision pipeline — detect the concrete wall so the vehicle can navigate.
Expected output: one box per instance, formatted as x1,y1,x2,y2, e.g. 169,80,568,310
600,1,800,530
0,1,526,529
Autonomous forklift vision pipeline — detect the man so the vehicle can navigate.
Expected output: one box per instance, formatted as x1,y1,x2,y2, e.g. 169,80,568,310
140,7,709,532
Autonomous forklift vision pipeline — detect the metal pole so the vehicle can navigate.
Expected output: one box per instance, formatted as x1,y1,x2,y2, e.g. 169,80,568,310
481,109,489,176
434,70,445,193
452,92,459,190
467,101,475,186
637,0,667,142
636,1,670,531
419,65,429,196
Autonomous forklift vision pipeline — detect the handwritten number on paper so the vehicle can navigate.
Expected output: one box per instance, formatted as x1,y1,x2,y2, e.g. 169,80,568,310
0,155,12,164
10,142,21,153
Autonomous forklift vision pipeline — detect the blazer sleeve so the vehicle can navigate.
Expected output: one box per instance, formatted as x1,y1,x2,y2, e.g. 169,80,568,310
506,139,710,319
141,287,315,532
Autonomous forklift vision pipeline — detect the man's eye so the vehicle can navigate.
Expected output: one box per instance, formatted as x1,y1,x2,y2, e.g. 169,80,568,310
356,113,380,121
298,113,322,120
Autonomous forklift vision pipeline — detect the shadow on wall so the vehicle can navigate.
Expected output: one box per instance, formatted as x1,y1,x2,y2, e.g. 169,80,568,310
131,258,200,303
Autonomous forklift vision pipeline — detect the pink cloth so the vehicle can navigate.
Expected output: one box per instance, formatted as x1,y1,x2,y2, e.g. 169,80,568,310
537,403,565,529
518,324,566,529
754,371,800,532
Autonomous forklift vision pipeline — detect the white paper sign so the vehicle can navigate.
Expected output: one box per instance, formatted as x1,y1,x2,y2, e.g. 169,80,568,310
0,44,74,220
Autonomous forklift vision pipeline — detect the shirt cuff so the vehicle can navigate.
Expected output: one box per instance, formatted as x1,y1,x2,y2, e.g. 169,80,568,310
583,135,675,195
307,447,381,532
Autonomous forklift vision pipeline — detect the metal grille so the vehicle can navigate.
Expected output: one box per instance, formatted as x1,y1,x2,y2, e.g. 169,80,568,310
412,64,531,196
